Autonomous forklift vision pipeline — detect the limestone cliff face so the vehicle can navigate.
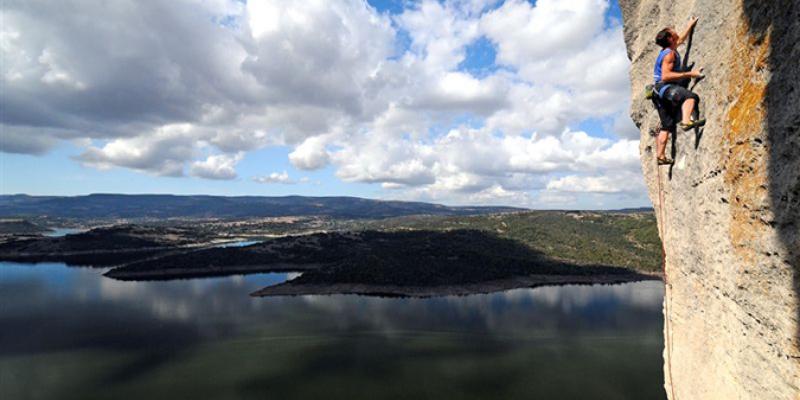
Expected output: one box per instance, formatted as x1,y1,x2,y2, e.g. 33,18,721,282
619,0,799,398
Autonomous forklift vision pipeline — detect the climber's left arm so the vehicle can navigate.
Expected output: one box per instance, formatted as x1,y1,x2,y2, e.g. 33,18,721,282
677,16,699,46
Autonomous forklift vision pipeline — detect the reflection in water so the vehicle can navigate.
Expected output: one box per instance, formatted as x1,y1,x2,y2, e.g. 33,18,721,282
214,240,262,248
43,228,84,237
0,262,666,400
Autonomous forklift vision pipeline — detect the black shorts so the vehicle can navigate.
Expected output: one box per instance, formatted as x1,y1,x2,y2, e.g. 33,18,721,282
654,85,699,132
653,97,678,132
663,85,698,105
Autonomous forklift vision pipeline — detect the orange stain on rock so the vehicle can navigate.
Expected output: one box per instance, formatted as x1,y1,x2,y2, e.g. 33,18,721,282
723,23,770,265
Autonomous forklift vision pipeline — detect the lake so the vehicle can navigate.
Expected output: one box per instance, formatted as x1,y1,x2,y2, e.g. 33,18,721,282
0,261,666,400
43,228,84,237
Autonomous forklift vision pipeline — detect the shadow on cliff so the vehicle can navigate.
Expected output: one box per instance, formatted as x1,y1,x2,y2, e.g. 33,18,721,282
741,1,800,342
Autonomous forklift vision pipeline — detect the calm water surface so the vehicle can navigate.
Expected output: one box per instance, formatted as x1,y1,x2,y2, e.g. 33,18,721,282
0,262,666,400
215,240,262,248
43,228,84,237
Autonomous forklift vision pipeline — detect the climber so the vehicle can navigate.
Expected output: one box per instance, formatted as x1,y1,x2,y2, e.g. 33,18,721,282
652,17,706,165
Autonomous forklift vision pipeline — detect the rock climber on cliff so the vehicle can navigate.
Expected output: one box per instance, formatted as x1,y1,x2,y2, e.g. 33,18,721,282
652,16,706,165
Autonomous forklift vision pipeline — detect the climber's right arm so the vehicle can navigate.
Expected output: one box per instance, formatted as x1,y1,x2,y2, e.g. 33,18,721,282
660,51,702,82
677,16,699,46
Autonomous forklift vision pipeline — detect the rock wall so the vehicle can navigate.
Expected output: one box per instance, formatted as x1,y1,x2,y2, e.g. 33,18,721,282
618,0,799,398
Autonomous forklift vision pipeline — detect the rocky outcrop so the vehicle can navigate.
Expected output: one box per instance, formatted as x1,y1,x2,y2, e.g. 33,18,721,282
619,0,799,398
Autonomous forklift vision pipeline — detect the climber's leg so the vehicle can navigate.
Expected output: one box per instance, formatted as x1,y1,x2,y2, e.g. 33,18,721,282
653,98,676,164
665,86,706,130
681,97,696,124
656,129,672,164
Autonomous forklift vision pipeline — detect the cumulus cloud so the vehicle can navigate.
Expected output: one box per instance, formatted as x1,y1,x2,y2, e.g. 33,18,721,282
76,124,199,176
546,172,644,194
0,126,59,154
252,171,295,184
480,0,631,135
190,152,243,180
3,0,644,207
289,136,332,171
240,0,395,116
326,126,641,206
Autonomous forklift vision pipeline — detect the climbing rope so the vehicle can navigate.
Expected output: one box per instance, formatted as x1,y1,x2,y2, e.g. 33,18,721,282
656,163,678,400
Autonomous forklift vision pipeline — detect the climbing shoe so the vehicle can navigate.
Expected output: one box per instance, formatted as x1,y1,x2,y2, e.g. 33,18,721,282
657,157,674,165
680,118,706,131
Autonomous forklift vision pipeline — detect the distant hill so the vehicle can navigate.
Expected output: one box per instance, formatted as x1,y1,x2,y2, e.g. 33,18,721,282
0,194,524,219
611,207,655,213
0,218,48,234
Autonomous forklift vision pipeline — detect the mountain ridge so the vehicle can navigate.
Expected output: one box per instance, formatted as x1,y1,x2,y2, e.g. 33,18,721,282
0,193,524,219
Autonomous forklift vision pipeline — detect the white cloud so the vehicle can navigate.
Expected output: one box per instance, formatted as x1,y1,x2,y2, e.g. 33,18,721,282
3,0,645,207
536,190,578,206
480,0,631,135
546,173,640,194
240,0,395,116
190,152,243,180
482,0,608,85
327,126,642,206
398,0,481,72
289,136,331,170
252,171,295,184
467,184,534,205
77,124,199,177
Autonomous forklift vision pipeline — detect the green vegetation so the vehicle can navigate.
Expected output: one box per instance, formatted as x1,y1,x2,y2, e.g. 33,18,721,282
293,230,635,287
0,225,216,266
1,210,663,279
343,211,663,273
107,229,645,285
0,219,47,235
106,232,365,279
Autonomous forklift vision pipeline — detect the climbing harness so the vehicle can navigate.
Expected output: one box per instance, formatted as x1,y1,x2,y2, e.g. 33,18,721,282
656,164,678,400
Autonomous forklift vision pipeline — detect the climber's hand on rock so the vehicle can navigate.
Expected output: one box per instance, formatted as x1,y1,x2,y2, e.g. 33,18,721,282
695,67,705,79
679,17,699,45
689,68,704,79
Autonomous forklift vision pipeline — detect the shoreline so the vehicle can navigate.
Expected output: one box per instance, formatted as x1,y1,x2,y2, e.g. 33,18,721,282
104,263,321,281
250,272,661,298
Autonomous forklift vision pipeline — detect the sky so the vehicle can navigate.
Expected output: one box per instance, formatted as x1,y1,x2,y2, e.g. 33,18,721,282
0,0,648,209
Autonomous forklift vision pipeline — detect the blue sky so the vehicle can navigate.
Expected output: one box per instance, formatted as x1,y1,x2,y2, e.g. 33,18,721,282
1,0,645,209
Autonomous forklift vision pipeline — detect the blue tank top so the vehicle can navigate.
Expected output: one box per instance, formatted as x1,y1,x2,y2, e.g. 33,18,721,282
653,48,682,97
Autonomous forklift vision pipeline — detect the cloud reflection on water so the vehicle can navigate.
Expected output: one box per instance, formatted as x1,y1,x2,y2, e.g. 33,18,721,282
0,261,667,400
3,262,664,338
